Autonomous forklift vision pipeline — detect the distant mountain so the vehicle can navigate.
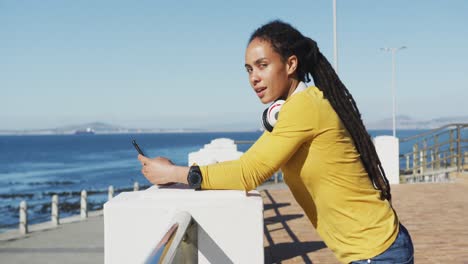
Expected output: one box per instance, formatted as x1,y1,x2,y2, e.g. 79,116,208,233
54,122,126,133
0,121,244,135
366,115,468,130
0,122,131,135
2,117,467,135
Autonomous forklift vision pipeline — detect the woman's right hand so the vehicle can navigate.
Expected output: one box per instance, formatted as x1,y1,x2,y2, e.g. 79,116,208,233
138,155,190,186
138,155,176,185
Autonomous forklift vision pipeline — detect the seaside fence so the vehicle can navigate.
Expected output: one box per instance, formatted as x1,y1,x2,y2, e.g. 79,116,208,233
5,174,283,236
399,123,468,183
8,182,152,236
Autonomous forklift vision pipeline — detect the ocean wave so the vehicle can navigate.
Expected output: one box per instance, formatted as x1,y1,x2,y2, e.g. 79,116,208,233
3,180,78,186
0,158,137,181
0,193,34,199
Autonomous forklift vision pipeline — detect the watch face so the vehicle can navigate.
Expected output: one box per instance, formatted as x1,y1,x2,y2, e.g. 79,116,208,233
189,172,202,186
188,166,202,189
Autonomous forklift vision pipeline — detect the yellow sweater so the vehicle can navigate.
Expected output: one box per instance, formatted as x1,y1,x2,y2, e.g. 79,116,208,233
200,86,399,263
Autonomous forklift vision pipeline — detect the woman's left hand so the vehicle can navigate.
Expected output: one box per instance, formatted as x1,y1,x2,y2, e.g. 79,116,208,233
138,155,176,185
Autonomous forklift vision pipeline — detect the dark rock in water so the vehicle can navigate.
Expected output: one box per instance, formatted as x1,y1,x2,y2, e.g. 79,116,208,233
0,193,34,199
27,181,76,186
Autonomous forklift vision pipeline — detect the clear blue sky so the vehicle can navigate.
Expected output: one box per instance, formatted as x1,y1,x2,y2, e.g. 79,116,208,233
1,0,467,130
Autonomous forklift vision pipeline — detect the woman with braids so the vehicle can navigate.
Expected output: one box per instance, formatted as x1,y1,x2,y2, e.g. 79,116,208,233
138,20,414,263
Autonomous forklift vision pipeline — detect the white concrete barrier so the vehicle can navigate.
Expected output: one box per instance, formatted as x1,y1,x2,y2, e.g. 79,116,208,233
373,136,400,184
19,201,27,234
188,138,243,166
104,186,264,264
81,190,88,219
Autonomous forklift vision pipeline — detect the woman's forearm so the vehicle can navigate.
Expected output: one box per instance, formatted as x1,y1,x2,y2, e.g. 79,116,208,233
171,165,190,184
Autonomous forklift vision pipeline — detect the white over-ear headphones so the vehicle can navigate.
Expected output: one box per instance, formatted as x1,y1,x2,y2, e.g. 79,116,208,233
261,82,308,132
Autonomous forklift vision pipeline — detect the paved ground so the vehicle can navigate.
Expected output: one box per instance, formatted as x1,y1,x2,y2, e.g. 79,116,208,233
263,176,468,263
0,215,104,264
1,176,467,263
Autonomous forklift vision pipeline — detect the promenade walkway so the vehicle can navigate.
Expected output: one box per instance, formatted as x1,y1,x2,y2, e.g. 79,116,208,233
263,176,468,263
0,213,104,264
1,177,467,263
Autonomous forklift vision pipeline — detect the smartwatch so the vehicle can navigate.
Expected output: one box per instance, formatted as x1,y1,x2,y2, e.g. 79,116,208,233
187,165,203,190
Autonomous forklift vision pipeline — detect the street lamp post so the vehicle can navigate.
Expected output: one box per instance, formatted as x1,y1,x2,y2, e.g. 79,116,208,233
381,46,406,137
333,0,338,73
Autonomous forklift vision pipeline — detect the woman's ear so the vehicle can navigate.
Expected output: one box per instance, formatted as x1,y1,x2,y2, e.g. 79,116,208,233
286,55,298,76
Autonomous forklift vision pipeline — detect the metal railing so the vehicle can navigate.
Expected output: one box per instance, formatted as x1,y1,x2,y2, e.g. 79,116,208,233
144,211,197,264
2,182,150,235
399,123,468,183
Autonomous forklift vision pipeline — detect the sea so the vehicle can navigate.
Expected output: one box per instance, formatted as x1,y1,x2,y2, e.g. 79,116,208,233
0,130,425,232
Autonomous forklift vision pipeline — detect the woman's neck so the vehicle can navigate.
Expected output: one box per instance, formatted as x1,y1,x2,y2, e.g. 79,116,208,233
285,79,301,99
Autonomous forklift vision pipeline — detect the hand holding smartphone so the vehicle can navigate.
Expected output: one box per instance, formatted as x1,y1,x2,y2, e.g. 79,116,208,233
134,139,177,187
132,139,146,156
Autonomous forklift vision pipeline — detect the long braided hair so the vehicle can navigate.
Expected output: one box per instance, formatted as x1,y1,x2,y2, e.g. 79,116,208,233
250,20,392,201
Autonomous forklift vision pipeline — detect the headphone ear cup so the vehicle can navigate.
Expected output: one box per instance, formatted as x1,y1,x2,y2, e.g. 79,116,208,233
261,100,285,132
262,108,274,132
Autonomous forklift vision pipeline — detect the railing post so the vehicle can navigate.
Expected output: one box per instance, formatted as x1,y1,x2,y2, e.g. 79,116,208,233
274,172,278,184
430,150,434,171
434,135,440,170
443,152,447,168
457,125,462,172
450,130,455,167
464,151,468,171
413,144,418,175
108,185,114,201
437,153,441,170
52,195,59,226
81,190,88,219
406,155,410,171
422,139,427,172
420,150,424,175
134,181,139,191
19,201,28,234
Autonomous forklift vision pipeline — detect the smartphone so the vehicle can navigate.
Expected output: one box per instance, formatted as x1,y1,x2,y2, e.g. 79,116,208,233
132,139,146,156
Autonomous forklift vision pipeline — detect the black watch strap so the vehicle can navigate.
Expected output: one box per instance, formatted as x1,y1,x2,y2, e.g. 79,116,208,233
187,165,203,190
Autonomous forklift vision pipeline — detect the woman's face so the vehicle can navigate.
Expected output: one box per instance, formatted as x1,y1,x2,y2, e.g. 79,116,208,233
244,38,292,104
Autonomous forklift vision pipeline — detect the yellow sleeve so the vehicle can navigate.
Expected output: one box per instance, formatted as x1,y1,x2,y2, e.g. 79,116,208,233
200,92,318,191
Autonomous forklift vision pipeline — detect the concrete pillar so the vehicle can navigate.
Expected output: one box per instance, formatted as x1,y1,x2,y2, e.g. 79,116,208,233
134,182,139,191
108,186,114,201
188,138,243,166
81,190,88,219
51,195,59,226
19,201,28,234
373,136,399,184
